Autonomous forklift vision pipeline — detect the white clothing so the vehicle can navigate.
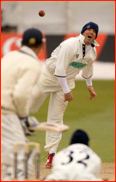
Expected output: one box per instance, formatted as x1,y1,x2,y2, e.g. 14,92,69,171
1,46,41,117
85,45,91,54
86,76,92,86
56,77,71,93
46,34,98,81
1,114,34,181
45,144,103,181
56,74,92,91
31,34,99,152
1,46,41,180
85,45,93,86
56,44,92,92
31,65,68,152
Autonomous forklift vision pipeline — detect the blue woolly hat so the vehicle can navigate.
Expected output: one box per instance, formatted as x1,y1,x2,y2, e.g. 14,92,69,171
70,129,89,146
81,22,99,38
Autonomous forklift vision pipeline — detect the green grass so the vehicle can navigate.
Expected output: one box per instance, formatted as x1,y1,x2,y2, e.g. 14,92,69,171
28,80,115,163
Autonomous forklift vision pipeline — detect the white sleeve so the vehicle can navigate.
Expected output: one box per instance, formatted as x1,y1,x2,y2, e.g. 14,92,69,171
86,76,92,86
55,45,74,77
56,77,70,93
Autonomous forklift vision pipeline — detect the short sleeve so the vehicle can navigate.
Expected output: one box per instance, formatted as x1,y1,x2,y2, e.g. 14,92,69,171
55,45,74,77
82,62,93,79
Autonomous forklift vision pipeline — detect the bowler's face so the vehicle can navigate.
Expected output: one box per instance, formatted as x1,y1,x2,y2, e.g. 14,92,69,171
83,29,96,45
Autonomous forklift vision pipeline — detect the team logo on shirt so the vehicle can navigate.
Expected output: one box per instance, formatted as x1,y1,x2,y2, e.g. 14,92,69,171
69,62,86,69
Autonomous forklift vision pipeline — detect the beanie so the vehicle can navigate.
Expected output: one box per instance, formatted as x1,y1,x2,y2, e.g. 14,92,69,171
22,28,43,45
70,129,89,146
81,22,99,38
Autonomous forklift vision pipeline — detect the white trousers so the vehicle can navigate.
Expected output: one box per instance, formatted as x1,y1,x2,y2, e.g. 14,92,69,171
31,65,68,152
1,114,34,181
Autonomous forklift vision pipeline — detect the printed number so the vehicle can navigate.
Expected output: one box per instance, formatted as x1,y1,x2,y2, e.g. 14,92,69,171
62,151,74,165
77,154,89,167
61,150,89,167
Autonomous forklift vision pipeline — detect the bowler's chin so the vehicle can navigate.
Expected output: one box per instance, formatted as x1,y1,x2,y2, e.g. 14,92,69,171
85,41,91,45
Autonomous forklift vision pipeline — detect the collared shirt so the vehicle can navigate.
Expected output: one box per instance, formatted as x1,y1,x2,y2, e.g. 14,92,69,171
19,46,38,60
1,46,41,117
46,34,99,86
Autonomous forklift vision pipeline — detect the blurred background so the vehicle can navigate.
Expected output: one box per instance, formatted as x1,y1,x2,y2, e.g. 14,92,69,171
1,1,115,34
1,1,115,176
1,1,115,80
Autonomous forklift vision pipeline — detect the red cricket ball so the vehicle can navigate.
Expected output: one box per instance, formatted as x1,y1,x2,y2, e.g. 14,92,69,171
39,10,45,17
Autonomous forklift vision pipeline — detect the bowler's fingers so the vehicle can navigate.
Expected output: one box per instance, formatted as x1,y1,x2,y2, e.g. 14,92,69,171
89,93,96,100
64,96,73,102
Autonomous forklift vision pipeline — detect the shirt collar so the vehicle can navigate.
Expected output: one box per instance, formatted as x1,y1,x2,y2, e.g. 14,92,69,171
79,34,99,47
20,46,38,59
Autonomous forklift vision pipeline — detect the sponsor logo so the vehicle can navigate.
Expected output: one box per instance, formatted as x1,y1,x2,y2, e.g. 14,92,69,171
69,62,86,69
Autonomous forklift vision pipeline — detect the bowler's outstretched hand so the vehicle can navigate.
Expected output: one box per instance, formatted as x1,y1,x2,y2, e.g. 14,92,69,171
87,86,97,100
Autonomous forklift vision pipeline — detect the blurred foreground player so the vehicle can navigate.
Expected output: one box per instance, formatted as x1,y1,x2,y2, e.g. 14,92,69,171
1,28,43,181
45,129,107,181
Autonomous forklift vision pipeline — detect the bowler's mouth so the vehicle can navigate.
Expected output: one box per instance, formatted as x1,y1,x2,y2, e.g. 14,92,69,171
88,36,92,39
